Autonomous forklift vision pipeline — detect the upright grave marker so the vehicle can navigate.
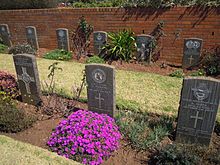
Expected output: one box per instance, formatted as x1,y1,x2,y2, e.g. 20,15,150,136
182,38,203,68
86,64,115,117
93,31,107,55
13,54,42,106
136,34,154,64
26,26,39,50
56,28,70,51
176,77,220,146
0,24,12,47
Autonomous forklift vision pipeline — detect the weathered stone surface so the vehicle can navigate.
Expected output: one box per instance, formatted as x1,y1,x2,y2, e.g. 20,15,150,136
26,26,39,50
136,34,154,63
0,24,12,47
176,77,220,146
56,28,70,51
86,64,115,117
182,38,203,68
13,54,41,106
93,31,107,55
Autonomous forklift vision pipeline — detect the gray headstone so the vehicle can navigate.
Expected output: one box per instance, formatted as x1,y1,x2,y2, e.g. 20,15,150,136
182,38,203,68
0,24,12,47
176,77,220,146
93,31,107,55
13,54,42,106
26,26,39,50
56,28,70,51
86,64,115,117
136,34,154,64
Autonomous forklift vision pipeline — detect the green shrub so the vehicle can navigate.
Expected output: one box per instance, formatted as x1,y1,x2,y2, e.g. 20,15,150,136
8,43,36,55
0,92,36,133
169,70,184,78
102,29,135,63
86,55,105,64
152,144,199,165
43,49,72,61
72,1,113,7
0,70,20,98
189,69,206,77
123,0,220,8
200,47,220,76
151,143,220,165
0,43,8,53
0,0,59,10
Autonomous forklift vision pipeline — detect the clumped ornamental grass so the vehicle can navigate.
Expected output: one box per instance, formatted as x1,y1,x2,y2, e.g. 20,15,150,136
47,110,121,165
116,110,174,150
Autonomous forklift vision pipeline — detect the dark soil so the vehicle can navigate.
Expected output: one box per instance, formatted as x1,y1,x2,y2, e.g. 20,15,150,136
0,95,220,165
37,48,177,76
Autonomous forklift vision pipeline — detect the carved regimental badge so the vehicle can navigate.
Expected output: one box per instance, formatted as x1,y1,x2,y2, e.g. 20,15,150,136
92,69,106,84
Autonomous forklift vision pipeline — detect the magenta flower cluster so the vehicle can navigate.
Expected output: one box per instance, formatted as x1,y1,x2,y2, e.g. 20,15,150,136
47,110,121,165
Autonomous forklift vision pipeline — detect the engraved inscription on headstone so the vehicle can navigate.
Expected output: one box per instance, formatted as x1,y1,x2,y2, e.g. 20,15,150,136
26,26,39,50
0,24,12,47
176,77,220,146
86,64,115,117
182,38,203,68
56,28,70,51
13,54,42,106
136,34,154,64
93,31,107,55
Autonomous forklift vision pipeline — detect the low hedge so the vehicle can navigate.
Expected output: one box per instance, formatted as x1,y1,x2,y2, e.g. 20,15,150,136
0,0,58,10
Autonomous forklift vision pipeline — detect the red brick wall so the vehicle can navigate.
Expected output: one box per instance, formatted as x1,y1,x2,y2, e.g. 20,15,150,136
0,7,219,65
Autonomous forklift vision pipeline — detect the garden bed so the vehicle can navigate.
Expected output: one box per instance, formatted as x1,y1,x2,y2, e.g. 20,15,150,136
0,94,219,165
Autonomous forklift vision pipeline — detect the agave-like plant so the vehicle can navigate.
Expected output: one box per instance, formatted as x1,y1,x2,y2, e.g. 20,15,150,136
102,29,136,63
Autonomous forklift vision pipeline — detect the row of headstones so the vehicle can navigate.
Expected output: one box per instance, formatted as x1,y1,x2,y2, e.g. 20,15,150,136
0,24,202,68
13,53,220,147
0,24,70,51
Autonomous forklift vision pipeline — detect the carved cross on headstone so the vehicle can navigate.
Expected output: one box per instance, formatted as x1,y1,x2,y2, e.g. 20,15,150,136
26,26,39,50
93,31,107,55
29,38,34,48
95,93,104,108
176,77,220,146
86,64,115,117
182,38,203,68
56,28,70,51
188,55,194,65
190,111,203,128
17,67,35,94
98,45,102,53
136,34,154,63
60,37,65,49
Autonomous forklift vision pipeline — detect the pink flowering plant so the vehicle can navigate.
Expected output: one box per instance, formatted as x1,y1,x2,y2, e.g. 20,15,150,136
47,110,121,165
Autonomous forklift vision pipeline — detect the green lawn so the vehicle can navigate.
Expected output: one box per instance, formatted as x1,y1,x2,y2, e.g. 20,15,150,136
0,53,219,121
0,135,80,165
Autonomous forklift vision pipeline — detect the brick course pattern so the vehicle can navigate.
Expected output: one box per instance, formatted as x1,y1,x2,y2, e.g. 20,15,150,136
0,7,219,65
